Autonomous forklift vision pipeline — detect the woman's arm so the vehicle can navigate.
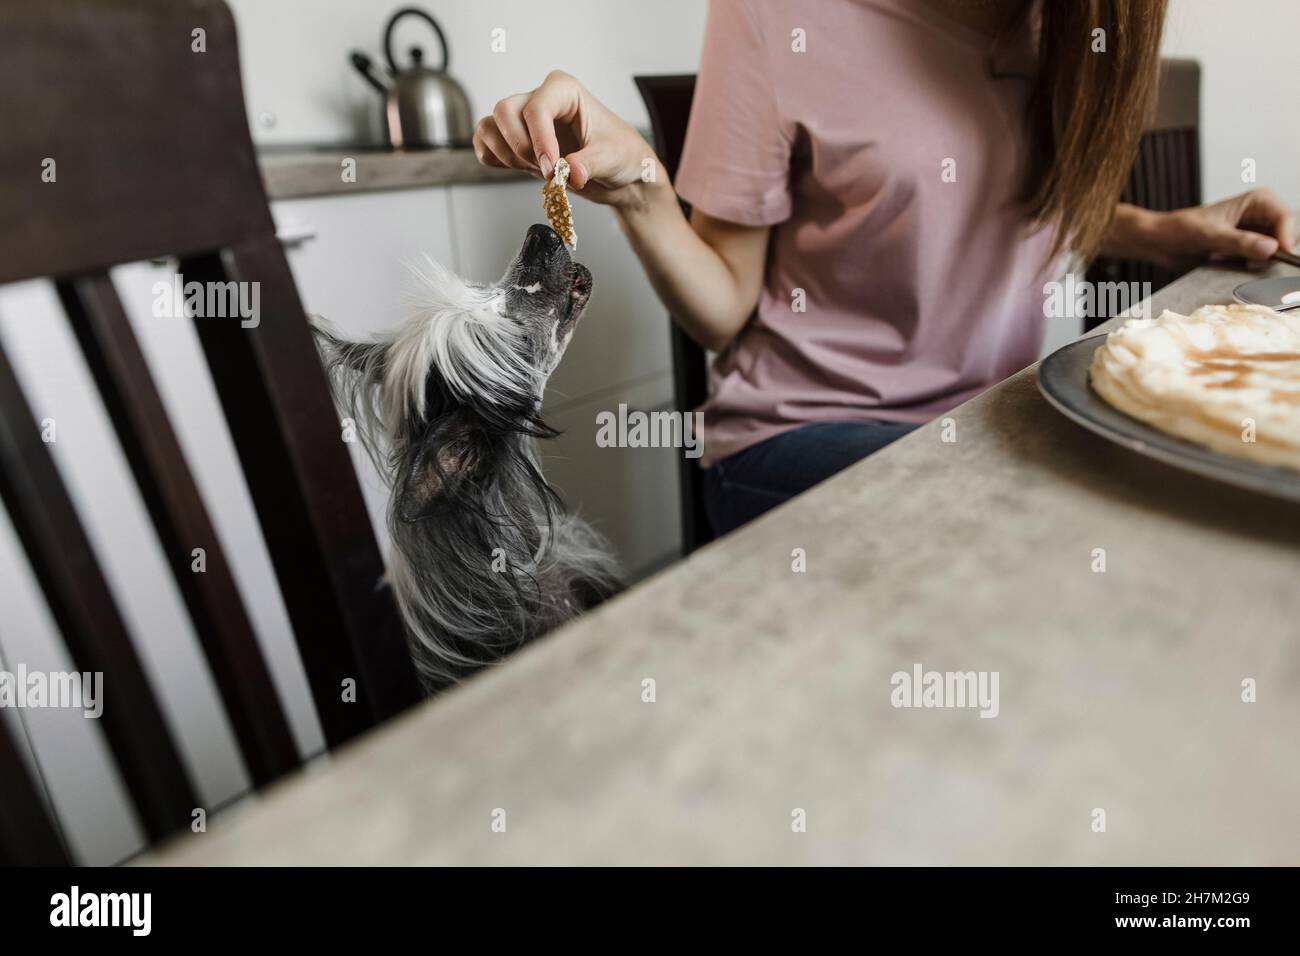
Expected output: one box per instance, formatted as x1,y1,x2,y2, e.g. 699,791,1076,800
1101,190,1297,271
474,71,768,352
619,197,770,353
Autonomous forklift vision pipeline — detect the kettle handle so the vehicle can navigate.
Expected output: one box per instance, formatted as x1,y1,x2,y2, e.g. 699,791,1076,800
384,7,449,74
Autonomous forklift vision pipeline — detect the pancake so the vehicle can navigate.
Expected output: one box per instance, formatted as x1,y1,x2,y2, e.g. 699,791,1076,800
1089,304,1300,471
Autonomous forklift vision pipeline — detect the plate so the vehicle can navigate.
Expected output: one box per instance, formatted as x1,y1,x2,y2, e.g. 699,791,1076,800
1232,276,1300,311
1036,335,1300,503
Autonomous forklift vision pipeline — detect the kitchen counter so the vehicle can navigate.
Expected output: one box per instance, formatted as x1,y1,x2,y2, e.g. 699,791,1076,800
142,262,1300,865
258,146,528,199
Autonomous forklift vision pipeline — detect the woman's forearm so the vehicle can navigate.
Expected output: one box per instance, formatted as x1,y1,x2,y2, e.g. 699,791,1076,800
1098,203,1163,262
1100,195,1294,271
614,176,768,353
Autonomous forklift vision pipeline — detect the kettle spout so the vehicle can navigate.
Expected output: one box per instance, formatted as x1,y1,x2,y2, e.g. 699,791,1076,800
349,51,390,95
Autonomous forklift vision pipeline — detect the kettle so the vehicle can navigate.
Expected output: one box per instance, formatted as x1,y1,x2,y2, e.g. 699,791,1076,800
350,7,474,149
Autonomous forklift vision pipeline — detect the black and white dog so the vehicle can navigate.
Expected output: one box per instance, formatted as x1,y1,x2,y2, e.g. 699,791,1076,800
315,224,620,692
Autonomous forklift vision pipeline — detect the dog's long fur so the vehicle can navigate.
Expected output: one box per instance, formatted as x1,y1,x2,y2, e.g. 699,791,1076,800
315,227,620,692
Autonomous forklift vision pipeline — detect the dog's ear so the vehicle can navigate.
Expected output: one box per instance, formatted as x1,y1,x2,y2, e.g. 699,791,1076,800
397,411,493,522
312,321,386,378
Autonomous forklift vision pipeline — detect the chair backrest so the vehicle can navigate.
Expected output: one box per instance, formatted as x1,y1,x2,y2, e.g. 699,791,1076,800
634,75,715,554
1085,58,1201,329
0,0,420,862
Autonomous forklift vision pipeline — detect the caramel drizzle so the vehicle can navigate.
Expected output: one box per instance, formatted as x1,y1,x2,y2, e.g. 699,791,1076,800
1185,348,1300,392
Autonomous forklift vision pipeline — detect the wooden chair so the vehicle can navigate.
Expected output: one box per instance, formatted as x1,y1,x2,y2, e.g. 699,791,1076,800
0,0,420,864
634,75,716,555
1085,59,1202,329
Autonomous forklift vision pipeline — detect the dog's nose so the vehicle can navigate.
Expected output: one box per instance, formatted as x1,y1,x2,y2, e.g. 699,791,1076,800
523,223,564,261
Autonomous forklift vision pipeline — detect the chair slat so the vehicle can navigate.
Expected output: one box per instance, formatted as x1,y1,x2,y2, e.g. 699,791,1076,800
57,273,299,785
0,337,196,840
183,242,421,745
0,715,68,865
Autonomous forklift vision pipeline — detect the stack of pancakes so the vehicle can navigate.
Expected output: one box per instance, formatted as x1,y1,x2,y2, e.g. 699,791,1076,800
1090,304,1300,471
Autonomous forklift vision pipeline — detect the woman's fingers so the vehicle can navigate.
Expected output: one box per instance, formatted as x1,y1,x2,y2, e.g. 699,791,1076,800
1218,223,1279,261
1171,190,1297,267
477,72,591,179
473,73,660,210
521,71,584,178
491,93,541,172
474,116,533,173
1240,188,1298,251
565,140,619,190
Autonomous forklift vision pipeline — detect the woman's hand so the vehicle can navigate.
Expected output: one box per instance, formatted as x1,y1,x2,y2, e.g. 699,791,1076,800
474,70,664,210
1105,190,1297,271
473,71,770,353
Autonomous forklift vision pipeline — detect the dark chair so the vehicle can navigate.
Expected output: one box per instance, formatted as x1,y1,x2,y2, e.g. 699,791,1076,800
1085,59,1201,329
634,75,715,555
0,0,420,864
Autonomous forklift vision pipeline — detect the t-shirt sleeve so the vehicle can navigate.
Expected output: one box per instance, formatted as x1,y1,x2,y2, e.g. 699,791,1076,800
674,0,794,227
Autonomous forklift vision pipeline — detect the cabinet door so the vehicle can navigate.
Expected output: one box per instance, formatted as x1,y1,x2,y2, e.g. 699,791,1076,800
271,187,458,545
543,373,684,577
272,187,457,340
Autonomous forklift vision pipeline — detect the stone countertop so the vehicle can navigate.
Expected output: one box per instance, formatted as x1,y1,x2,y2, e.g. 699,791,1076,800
143,263,1300,865
258,146,528,200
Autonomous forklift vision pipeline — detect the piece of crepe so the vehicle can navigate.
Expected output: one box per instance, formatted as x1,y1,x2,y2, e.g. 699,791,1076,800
1089,304,1300,471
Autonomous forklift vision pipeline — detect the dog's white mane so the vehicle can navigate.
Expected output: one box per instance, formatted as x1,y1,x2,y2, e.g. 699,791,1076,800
386,256,539,423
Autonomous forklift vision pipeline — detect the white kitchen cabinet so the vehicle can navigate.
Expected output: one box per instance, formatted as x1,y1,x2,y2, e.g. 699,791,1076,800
272,187,457,340
542,373,684,577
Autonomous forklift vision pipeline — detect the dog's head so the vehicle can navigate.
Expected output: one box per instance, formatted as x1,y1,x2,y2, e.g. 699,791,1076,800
320,224,592,524
498,222,594,377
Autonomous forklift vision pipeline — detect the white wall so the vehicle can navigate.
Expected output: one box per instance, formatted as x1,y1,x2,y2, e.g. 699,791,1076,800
227,0,707,145
1164,0,1300,207
227,0,1299,210
1040,0,1300,356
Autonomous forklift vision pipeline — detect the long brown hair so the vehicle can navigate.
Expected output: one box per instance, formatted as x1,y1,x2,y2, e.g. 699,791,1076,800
1020,0,1169,262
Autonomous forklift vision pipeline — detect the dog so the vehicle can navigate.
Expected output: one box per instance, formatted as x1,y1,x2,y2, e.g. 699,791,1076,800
314,223,621,693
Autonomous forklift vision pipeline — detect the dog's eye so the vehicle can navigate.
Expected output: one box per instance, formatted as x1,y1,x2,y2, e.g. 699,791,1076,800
422,371,450,418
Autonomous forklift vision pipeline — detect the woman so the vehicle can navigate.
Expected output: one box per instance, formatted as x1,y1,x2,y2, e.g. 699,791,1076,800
475,0,1295,535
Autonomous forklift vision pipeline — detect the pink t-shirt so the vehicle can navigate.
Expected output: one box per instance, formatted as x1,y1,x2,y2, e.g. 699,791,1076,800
675,0,1058,467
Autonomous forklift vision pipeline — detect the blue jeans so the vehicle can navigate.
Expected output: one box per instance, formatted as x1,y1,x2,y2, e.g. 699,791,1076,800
703,420,920,536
